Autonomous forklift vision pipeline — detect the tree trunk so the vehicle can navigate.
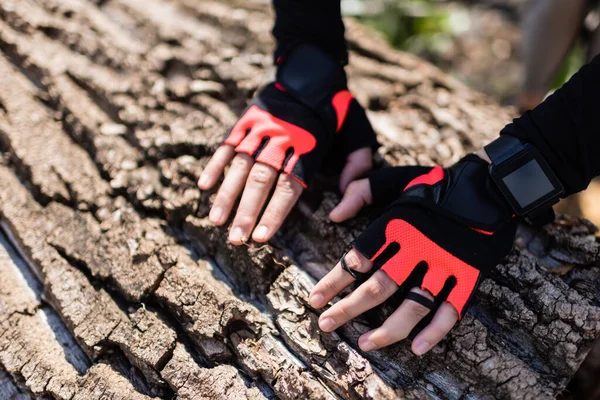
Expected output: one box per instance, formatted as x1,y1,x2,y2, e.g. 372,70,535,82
0,0,598,399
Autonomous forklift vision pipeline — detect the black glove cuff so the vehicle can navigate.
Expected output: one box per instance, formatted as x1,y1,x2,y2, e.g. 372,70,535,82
335,99,380,154
276,43,347,112
368,166,433,207
399,155,514,232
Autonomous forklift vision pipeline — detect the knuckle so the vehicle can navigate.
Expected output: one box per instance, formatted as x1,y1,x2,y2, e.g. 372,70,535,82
276,176,297,196
364,276,390,300
261,208,283,223
233,214,256,227
249,165,274,185
380,320,409,342
345,251,370,273
408,302,432,319
231,155,251,170
428,325,450,340
215,189,234,205
336,304,353,321
322,279,339,296
374,332,396,346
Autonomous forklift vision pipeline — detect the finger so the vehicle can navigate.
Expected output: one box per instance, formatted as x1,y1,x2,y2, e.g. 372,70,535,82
339,147,373,193
252,173,303,242
318,270,397,333
411,302,459,356
228,162,278,245
357,288,434,352
209,153,253,226
329,179,372,223
198,145,236,189
309,249,373,309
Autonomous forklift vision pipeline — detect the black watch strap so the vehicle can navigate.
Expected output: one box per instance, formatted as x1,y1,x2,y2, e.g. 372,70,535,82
528,208,556,227
484,135,524,166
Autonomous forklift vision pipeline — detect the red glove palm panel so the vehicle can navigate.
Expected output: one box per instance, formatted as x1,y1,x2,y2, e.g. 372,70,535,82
221,79,379,187
224,105,317,185
368,219,481,316
353,155,518,317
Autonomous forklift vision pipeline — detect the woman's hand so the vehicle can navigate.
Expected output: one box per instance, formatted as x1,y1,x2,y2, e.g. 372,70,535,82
310,247,459,355
310,155,518,355
199,145,373,244
317,178,459,355
198,44,380,245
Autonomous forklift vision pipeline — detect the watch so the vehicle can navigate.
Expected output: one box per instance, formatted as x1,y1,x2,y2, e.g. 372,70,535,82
484,135,564,219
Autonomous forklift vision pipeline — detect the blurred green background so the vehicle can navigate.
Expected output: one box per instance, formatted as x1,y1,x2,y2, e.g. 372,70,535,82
342,0,585,105
345,0,459,56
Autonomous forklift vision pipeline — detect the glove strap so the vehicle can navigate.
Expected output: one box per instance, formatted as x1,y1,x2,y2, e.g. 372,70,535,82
485,135,524,165
340,251,371,282
405,292,435,310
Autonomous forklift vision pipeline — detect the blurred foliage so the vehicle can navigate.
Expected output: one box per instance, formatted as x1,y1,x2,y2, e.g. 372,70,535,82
551,42,585,91
346,0,586,99
348,0,456,54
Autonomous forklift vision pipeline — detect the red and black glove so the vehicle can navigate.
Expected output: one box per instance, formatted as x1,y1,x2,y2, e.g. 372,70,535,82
350,155,518,316
222,44,379,187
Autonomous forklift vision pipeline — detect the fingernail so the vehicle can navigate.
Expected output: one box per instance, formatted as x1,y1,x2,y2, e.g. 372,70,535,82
309,293,324,308
229,227,245,243
319,317,335,332
209,207,223,224
198,174,210,188
253,225,268,241
360,340,377,352
414,342,431,356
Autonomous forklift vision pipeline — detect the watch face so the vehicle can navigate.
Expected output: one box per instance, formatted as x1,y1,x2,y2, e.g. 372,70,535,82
502,159,555,208
490,146,564,216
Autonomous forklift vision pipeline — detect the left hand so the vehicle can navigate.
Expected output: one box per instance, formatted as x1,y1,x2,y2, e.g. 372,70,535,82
310,155,518,355
199,140,373,244
198,45,378,245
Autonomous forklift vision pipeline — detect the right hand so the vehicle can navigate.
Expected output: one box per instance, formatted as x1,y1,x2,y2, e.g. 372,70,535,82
312,155,518,354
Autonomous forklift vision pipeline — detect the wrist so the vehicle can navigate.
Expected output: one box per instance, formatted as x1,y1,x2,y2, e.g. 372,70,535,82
276,44,347,107
475,149,492,164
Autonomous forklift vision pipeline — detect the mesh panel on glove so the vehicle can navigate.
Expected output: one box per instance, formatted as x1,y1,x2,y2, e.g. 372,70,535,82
351,155,517,317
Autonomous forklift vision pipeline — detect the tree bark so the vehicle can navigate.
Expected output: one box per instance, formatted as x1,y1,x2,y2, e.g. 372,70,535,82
0,0,598,399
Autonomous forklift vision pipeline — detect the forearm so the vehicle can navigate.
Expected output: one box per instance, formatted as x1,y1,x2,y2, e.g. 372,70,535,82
272,0,347,65
501,54,600,196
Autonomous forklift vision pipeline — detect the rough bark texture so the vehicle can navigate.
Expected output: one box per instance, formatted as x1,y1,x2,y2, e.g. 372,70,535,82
0,1,598,399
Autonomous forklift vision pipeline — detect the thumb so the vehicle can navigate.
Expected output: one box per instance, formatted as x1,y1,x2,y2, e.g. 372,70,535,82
330,178,372,223
339,147,373,193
